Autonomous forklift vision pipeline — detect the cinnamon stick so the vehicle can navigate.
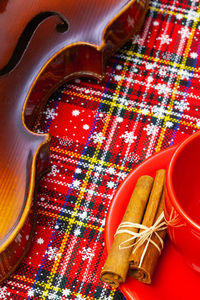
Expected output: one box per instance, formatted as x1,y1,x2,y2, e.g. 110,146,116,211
100,175,153,288
129,169,166,284
129,190,166,283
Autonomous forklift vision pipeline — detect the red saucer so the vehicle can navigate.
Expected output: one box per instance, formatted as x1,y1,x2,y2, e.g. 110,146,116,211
105,146,200,300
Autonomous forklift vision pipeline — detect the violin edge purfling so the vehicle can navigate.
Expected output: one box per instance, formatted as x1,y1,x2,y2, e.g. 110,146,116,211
0,0,149,282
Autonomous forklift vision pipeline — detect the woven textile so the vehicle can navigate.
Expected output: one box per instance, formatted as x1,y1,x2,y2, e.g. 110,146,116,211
1,0,200,299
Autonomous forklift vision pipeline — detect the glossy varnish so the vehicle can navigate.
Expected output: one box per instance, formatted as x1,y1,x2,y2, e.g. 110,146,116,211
0,0,148,281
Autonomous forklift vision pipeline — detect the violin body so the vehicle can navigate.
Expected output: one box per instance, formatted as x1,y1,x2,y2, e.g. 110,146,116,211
0,0,148,281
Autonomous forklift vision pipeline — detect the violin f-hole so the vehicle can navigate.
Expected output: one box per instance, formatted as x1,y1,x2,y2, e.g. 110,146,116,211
0,0,149,283
0,11,69,76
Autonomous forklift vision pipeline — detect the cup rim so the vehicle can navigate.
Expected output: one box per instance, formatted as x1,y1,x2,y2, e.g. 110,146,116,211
166,131,200,230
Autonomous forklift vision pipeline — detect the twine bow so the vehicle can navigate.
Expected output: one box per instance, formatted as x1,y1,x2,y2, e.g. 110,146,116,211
115,209,185,267
115,212,167,267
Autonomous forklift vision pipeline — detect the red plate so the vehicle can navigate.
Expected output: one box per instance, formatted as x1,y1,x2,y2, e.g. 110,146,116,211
105,146,200,300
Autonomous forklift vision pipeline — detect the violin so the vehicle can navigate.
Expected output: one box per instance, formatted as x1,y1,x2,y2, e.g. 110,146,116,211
0,0,148,282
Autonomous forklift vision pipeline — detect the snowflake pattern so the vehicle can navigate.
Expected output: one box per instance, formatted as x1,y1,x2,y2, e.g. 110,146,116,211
49,292,60,299
91,132,105,144
186,10,198,21
37,238,44,245
117,171,127,180
45,247,61,261
44,108,58,120
178,27,191,39
190,52,198,59
159,66,168,77
127,15,135,28
107,181,116,189
79,247,95,262
94,165,104,173
157,34,172,45
27,288,35,297
74,228,81,236
196,120,200,128
145,62,154,70
174,100,190,111
116,64,122,70
132,34,144,45
176,13,183,20
106,167,116,175
146,76,154,85
83,124,89,130
152,105,167,118
114,74,122,81
165,121,174,128
5,1,200,299
116,116,123,123
155,83,171,96
50,165,59,177
78,211,88,220
144,124,159,136
179,69,192,80
59,137,73,146
72,179,81,188
117,97,129,106
72,109,80,116
153,21,159,26
63,288,71,297
120,131,137,143
0,287,10,299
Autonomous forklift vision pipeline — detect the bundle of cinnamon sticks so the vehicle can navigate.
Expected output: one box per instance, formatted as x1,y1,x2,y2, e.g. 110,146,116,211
100,169,166,286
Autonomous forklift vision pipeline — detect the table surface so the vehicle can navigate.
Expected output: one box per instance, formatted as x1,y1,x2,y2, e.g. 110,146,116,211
1,0,200,299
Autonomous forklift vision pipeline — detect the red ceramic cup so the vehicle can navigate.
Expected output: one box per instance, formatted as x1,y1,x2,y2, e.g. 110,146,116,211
164,131,200,272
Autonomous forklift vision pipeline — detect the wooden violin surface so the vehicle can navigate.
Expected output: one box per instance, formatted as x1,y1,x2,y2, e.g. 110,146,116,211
0,0,148,281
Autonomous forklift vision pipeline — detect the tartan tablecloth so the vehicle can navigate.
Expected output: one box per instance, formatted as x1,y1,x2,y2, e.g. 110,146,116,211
1,0,200,299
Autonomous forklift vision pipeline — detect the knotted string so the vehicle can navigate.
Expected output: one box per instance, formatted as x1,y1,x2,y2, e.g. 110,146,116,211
115,212,166,250
115,210,184,267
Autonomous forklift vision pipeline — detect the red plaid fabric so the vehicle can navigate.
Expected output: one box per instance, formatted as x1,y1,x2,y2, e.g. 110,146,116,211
1,0,200,299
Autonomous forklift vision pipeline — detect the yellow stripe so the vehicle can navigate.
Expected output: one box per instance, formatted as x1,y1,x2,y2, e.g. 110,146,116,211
12,275,35,284
13,275,116,299
38,209,104,232
149,4,200,22
51,146,132,172
123,50,200,73
156,5,200,151
41,43,135,300
71,290,116,300
61,91,199,130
